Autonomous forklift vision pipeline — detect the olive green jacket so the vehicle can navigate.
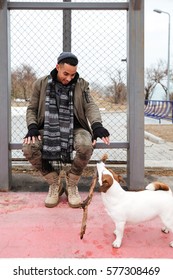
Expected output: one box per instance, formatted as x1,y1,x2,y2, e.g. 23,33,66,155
26,75,102,134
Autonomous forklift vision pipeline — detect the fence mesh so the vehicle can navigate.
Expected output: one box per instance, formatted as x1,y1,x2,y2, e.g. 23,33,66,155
10,2,127,163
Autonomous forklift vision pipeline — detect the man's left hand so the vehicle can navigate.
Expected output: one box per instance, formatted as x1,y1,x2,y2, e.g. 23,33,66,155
92,126,110,146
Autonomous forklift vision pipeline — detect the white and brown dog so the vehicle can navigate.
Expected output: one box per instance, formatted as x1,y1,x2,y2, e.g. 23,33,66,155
97,157,173,248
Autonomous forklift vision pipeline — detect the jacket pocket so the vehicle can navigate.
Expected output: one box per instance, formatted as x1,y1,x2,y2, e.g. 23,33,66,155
83,90,91,103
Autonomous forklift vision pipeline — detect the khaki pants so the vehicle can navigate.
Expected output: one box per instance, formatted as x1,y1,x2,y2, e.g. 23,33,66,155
22,128,93,176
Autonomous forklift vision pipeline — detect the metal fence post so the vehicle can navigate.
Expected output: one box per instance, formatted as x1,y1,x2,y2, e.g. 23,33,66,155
63,0,71,51
0,0,11,190
127,0,144,189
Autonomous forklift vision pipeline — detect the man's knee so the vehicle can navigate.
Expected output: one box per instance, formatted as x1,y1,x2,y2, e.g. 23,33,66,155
74,129,93,154
22,140,42,160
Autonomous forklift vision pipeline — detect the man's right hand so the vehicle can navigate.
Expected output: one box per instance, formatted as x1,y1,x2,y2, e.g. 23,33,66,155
23,124,41,144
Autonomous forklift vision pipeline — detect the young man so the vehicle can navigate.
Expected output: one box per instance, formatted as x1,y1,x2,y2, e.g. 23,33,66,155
23,52,110,208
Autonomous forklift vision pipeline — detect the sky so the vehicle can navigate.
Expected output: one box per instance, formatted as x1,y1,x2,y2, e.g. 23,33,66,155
145,0,173,69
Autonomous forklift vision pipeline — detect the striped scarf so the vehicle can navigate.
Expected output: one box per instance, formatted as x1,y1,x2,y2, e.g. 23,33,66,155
42,76,74,163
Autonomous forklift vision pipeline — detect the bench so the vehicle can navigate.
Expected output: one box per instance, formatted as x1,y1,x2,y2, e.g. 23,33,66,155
144,100,173,123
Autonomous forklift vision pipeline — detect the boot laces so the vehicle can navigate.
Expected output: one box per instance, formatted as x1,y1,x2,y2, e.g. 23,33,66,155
48,183,60,197
48,172,60,197
69,185,79,196
67,177,78,194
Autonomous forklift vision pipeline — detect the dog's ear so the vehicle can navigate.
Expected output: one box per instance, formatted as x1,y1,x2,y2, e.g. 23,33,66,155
99,174,113,193
108,169,125,184
117,175,126,184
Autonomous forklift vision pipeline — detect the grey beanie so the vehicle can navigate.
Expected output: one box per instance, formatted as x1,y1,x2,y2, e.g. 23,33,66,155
57,52,78,64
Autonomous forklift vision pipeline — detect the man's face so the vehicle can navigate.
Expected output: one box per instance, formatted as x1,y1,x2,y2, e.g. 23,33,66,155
56,63,77,85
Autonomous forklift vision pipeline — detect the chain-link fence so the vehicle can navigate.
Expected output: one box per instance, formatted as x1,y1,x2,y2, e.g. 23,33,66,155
11,0,127,163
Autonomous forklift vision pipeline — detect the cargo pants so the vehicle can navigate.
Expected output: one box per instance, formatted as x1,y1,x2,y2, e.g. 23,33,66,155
22,128,94,176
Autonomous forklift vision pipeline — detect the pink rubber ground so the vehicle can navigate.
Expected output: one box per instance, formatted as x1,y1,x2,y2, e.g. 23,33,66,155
0,192,173,258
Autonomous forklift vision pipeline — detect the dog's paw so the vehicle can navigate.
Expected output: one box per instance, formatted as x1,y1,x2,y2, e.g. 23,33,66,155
169,241,173,248
112,240,121,248
161,227,169,234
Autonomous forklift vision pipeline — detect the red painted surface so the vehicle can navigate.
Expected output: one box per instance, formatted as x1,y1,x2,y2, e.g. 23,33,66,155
0,192,173,258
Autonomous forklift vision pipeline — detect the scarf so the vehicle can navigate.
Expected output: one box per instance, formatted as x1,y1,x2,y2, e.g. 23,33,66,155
42,75,75,163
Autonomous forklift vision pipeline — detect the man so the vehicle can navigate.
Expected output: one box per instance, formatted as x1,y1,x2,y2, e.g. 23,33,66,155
23,52,110,208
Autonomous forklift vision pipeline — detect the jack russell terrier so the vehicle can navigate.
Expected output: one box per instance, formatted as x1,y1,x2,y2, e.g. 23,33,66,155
97,156,173,248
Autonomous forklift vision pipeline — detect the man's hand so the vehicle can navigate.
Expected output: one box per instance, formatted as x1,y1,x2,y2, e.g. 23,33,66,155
23,124,41,144
92,123,110,146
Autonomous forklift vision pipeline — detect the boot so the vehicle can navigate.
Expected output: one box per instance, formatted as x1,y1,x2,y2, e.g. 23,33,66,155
44,171,62,208
66,173,81,208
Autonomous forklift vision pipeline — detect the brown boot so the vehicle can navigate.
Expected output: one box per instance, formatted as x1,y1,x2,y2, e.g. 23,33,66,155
44,171,62,208
66,173,81,208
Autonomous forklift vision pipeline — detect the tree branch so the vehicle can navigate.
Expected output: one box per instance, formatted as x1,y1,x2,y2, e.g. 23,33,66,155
80,168,98,239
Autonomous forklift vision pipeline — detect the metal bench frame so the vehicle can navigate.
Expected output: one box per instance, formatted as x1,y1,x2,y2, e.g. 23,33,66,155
144,100,173,123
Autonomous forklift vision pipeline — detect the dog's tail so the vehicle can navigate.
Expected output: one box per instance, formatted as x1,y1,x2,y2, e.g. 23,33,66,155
145,181,172,193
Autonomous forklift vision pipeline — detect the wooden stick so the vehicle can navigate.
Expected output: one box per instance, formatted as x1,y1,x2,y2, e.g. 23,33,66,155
80,168,98,239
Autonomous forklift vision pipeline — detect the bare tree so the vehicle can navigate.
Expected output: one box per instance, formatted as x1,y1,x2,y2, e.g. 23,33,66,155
11,64,37,101
145,59,172,100
108,69,127,104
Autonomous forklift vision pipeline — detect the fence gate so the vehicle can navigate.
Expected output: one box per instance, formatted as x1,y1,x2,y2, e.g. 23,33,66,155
0,0,144,191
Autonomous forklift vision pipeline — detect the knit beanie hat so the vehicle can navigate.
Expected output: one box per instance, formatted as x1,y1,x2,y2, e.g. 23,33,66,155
57,52,78,65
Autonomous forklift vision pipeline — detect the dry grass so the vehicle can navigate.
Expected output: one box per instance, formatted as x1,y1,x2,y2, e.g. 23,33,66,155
145,124,173,142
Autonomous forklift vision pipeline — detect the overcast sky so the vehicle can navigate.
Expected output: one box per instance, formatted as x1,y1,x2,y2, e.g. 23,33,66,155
10,0,173,76
145,0,173,68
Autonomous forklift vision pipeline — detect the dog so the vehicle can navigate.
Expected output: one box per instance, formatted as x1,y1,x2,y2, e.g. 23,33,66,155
97,156,173,248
